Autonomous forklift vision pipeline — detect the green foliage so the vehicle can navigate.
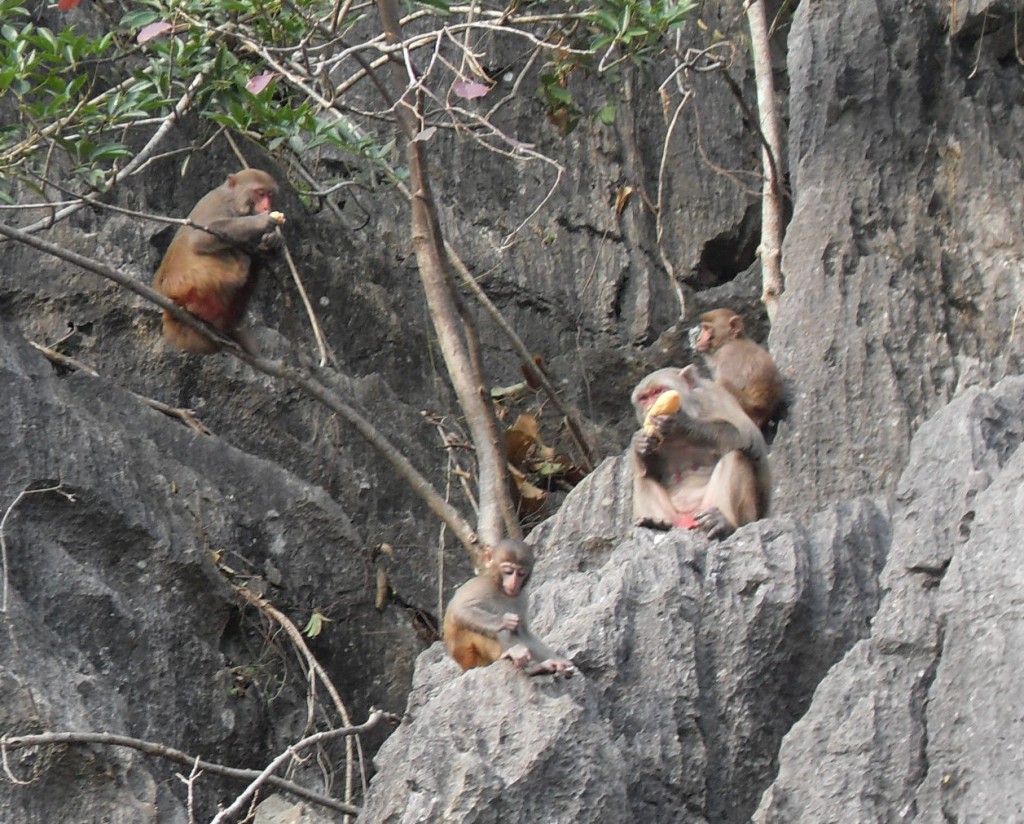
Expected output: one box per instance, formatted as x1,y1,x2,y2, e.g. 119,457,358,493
0,0,696,192
588,0,695,61
0,0,385,195
303,608,332,638
538,0,696,130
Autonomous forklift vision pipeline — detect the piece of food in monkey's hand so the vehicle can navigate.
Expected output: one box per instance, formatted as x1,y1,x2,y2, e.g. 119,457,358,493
643,389,681,434
269,211,286,224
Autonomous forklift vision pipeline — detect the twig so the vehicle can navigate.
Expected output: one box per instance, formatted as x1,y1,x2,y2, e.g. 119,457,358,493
279,232,335,367
234,586,365,813
0,722,390,817
209,710,387,824
175,757,203,824
445,247,598,471
654,88,693,317
1,484,76,614
28,342,212,436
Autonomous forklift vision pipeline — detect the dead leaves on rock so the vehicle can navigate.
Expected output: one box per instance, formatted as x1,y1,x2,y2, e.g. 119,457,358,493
504,412,586,518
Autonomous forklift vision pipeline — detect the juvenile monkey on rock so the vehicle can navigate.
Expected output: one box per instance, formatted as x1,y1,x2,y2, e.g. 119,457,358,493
443,539,574,677
631,365,771,538
690,308,782,429
154,169,285,354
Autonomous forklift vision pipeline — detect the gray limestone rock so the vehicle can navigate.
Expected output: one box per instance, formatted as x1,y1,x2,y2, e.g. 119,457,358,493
754,377,1024,824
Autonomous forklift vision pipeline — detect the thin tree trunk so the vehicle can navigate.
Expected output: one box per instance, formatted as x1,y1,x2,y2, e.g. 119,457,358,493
376,0,515,550
745,0,785,320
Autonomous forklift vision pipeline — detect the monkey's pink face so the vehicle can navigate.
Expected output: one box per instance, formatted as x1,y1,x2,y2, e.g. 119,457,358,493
635,384,670,414
693,323,714,353
499,563,529,597
250,187,274,214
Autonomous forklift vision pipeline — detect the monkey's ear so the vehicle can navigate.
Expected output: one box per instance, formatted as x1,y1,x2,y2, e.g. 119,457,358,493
729,315,744,333
226,174,239,189
679,365,699,388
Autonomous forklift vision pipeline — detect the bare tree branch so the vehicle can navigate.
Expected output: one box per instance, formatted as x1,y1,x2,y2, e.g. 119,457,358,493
0,716,393,817
208,711,388,824
376,0,517,552
28,341,212,435
234,586,365,814
0,219,479,556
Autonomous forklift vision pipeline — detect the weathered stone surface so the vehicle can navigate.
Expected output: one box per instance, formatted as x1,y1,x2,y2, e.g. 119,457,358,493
0,330,405,822
754,377,1024,824
2,0,1024,819
360,457,890,823
769,0,1024,517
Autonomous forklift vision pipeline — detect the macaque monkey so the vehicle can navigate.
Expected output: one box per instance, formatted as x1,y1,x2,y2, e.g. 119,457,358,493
690,308,783,428
443,539,574,677
631,365,771,538
154,169,285,354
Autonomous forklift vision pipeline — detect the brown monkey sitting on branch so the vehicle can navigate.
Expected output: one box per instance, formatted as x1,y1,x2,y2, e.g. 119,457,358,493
154,169,285,354
443,539,574,677
690,308,782,429
631,366,771,538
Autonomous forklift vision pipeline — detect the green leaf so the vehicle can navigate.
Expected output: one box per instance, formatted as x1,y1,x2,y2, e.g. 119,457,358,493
596,102,616,124
303,609,332,638
89,142,132,162
544,84,573,105
120,10,161,28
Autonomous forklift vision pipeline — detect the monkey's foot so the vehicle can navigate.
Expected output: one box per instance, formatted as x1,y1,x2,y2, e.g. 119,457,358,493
694,507,734,540
538,659,575,678
636,517,673,531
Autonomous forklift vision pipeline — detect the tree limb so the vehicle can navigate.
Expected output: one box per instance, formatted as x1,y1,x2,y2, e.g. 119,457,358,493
0,219,479,556
0,715,393,817
743,0,786,319
376,0,516,553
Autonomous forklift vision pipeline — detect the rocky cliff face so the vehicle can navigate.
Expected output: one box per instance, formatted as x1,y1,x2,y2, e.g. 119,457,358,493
2,0,1024,821
359,461,890,823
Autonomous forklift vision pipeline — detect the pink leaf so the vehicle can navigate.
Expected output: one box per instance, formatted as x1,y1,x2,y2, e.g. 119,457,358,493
137,21,172,44
452,80,490,100
247,72,276,95
58,0,80,10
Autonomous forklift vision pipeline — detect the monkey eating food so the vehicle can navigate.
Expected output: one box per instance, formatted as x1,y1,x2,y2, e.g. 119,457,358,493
443,539,574,677
631,365,771,538
154,169,284,354
690,308,783,429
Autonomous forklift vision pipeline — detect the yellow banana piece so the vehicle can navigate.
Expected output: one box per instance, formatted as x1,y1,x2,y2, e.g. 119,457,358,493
644,389,681,434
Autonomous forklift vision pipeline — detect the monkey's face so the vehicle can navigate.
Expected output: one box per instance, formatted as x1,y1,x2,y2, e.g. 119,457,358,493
691,321,714,353
634,381,672,416
497,561,530,597
244,184,275,215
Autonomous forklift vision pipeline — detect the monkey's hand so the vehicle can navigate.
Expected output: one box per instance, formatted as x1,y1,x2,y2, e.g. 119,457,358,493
632,426,666,458
500,612,521,632
501,644,532,668
695,507,735,540
251,211,285,251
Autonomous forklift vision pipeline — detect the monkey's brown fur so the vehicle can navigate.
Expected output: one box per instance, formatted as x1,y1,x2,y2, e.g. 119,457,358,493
692,308,783,428
154,169,282,354
443,540,573,676
631,366,771,538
